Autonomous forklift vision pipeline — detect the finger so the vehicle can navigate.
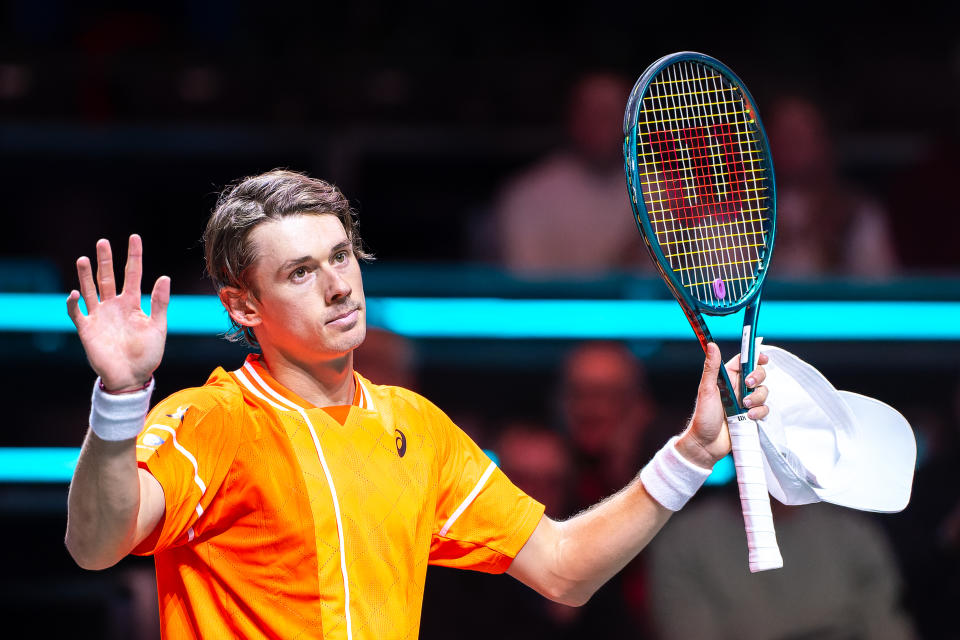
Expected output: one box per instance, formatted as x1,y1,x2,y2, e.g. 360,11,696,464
728,351,769,381
66,290,86,328
699,342,723,397
743,385,768,408
96,239,117,299
747,404,769,421
724,352,742,374
122,234,143,297
76,256,99,310
745,364,766,388
150,276,171,330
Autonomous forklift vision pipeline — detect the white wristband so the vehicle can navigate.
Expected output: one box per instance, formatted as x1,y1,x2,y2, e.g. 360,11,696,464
89,377,155,441
640,436,713,511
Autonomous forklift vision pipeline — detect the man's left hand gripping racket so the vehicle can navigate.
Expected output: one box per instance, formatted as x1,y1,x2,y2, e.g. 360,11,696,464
623,52,782,572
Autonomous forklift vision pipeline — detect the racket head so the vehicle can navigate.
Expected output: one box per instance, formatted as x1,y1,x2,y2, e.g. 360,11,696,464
623,52,776,317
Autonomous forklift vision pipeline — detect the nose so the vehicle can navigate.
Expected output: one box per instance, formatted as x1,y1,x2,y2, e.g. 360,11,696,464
323,266,352,305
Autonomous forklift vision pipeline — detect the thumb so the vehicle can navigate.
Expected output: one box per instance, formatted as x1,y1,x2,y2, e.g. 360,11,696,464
698,342,722,398
150,276,171,330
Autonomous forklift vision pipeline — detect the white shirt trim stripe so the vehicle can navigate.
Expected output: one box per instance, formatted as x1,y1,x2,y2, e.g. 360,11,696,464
240,362,301,410
148,424,207,495
357,378,375,412
146,423,208,526
234,369,290,412
439,462,497,537
238,361,355,640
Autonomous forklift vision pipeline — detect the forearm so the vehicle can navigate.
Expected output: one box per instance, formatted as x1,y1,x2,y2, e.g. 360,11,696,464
551,476,673,605
510,432,715,606
65,430,142,570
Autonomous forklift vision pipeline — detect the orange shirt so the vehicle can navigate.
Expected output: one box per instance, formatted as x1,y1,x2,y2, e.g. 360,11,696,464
134,354,544,639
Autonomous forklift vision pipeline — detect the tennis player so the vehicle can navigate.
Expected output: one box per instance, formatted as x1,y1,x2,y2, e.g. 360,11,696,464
64,169,769,639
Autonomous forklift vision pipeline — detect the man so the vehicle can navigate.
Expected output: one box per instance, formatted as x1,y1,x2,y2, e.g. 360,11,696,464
648,495,916,639
493,71,650,273
559,341,659,508
558,341,665,634
64,169,770,639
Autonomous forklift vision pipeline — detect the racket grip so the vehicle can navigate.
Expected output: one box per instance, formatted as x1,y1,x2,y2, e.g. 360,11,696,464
727,413,783,572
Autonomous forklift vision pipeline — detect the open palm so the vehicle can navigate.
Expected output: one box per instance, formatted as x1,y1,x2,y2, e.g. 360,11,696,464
66,235,170,391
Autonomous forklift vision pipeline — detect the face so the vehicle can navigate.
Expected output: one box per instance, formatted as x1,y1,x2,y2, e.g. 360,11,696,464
768,96,831,182
567,73,630,166
239,214,366,361
498,427,571,513
561,345,646,455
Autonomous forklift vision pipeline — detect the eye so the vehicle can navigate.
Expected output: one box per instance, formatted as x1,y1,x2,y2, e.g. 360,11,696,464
334,250,348,264
290,266,309,281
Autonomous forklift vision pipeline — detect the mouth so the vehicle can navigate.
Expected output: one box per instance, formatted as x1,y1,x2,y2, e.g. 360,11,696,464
326,306,360,326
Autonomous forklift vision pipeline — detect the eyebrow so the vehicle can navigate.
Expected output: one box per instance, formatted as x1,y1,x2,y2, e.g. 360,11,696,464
276,242,352,273
330,240,351,255
277,256,313,273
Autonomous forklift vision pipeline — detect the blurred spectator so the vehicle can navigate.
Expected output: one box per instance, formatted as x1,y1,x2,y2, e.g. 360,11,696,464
883,376,960,638
888,142,960,271
767,94,899,278
886,106,960,272
648,493,917,640
496,420,574,517
559,341,660,507
556,340,663,634
421,419,635,640
492,71,649,275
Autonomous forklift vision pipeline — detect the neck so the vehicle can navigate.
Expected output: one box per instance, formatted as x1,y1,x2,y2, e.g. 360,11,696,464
258,345,356,407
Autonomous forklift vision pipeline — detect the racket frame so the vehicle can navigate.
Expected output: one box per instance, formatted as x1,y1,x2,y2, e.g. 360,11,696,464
623,51,783,572
623,51,777,415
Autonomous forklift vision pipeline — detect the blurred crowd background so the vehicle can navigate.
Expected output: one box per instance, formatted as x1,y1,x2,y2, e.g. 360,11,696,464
2,2,959,638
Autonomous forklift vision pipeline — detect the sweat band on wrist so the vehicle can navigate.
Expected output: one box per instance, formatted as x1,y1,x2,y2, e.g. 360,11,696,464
640,436,713,511
89,377,155,441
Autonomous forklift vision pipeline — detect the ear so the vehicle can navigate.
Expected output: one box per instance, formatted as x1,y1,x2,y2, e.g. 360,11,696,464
219,286,262,330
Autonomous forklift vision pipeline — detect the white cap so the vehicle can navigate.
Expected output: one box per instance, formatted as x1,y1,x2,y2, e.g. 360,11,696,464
755,345,916,513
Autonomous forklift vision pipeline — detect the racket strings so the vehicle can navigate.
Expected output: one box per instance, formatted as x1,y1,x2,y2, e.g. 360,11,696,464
701,64,745,300
634,60,771,307
644,67,705,301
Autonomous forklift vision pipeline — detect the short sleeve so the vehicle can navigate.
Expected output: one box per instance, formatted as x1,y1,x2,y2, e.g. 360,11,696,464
132,387,241,555
426,404,545,574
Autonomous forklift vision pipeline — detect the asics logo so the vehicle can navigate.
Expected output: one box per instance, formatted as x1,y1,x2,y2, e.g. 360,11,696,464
395,429,407,458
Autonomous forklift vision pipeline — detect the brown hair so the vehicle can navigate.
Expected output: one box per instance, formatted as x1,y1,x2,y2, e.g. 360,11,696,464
203,169,371,346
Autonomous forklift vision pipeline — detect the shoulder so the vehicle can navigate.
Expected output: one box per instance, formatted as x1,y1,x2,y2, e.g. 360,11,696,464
139,368,246,465
147,367,246,429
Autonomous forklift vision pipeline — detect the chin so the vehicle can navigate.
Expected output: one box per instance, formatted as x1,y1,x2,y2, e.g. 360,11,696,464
347,324,367,352
329,323,366,356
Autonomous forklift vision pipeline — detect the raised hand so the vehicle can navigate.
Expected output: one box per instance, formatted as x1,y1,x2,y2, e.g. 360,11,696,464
66,235,170,391
677,343,770,468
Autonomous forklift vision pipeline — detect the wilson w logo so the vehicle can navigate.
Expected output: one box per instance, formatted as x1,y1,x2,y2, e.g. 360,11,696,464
647,124,750,226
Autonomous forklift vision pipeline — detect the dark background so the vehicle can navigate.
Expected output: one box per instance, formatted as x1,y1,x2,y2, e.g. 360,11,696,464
1,2,959,638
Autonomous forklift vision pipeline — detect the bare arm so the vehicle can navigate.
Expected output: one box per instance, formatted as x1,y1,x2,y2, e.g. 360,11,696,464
67,439,165,569
507,343,770,606
64,235,170,570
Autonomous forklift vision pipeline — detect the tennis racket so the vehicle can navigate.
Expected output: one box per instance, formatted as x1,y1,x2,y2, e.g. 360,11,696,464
623,51,782,572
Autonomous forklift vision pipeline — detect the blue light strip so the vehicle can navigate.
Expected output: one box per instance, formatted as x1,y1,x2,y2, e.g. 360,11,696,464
703,454,735,486
0,448,80,483
0,446,735,486
1,293,959,340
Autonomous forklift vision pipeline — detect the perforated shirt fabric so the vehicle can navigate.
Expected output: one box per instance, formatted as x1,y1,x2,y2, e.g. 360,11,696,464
133,354,545,639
